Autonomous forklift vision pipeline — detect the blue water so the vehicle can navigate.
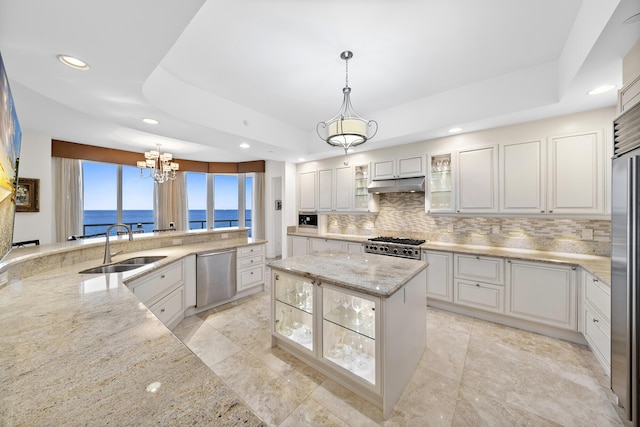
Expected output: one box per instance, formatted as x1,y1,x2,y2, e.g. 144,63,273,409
83,210,251,236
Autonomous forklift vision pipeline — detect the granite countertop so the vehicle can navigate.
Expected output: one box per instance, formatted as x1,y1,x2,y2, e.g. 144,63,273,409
268,251,428,297
288,231,611,285
0,236,267,426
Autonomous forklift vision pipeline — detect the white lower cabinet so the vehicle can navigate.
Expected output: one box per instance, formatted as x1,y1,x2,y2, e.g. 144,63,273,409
309,238,345,253
582,269,611,375
128,259,185,330
271,269,426,419
454,279,504,313
237,244,265,292
453,254,505,312
289,236,309,257
506,260,577,331
424,250,453,302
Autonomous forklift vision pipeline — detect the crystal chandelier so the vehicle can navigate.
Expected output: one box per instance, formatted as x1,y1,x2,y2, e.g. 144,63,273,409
317,51,378,165
137,144,179,184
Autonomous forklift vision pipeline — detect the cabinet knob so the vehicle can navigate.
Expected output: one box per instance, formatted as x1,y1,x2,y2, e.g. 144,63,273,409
549,210,553,213
541,210,545,213
160,308,165,313
593,318,599,323
250,272,254,275
475,256,480,260
160,274,165,279
593,278,598,283
476,283,480,287
457,210,461,213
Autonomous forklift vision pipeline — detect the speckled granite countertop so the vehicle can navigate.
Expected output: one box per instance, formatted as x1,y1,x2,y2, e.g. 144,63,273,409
268,252,428,297
288,231,611,285
0,235,267,426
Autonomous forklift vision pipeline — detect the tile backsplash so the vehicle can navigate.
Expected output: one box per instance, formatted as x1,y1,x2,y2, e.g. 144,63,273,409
326,193,611,256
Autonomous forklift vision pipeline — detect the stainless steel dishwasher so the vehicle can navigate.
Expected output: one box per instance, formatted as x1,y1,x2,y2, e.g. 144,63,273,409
196,248,237,308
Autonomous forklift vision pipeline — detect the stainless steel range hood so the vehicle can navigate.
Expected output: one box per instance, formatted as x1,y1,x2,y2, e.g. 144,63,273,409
367,177,425,194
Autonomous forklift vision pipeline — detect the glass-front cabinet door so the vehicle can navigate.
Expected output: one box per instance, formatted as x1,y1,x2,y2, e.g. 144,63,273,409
353,164,370,211
273,272,314,352
321,286,378,386
427,153,454,213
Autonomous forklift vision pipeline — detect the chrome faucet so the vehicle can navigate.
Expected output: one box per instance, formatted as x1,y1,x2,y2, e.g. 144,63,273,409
103,223,133,264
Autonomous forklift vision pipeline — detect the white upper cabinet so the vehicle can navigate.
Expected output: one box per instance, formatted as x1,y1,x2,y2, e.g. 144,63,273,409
299,171,317,211
372,155,424,180
499,139,545,214
547,130,603,215
457,146,498,213
318,166,353,212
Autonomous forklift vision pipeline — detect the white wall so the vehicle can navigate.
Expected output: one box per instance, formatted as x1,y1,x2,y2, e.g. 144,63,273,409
13,130,53,244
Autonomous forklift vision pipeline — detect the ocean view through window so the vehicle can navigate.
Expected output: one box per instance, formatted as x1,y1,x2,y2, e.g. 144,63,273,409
83,162,253,237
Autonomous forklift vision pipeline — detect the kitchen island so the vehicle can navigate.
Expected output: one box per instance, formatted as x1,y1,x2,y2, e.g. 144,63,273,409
268,251,428,419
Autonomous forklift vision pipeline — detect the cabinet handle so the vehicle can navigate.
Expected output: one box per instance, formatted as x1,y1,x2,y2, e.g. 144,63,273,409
593,278,598,283
593,318,599,323
160,274,165,279
160,308,165,313
275,274,279,281
572,267,576,271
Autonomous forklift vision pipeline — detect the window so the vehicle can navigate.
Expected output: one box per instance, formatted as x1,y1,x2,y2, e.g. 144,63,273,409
213,174,239,228
122,165,153,232
83,162,256,237
82,161,117,236
186,172,206,229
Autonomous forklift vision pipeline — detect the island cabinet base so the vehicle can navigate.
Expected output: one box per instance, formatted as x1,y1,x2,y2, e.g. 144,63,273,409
270,268,427,419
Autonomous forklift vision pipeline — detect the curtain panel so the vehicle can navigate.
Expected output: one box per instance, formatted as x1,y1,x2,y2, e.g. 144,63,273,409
53,157,83,242
153,172,188,231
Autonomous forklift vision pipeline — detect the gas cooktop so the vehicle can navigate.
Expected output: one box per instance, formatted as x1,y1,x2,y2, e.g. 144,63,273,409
364,236,425,259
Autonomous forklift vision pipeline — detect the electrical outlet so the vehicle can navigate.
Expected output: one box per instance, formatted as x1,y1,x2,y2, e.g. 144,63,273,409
491,225,500,234
221,233,229,239
447,224,454,233
172,239,182,245
581,229,594,240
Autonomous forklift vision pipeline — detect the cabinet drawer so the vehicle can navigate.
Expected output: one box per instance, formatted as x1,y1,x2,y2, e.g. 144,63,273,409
131,262,183,305
238,254,263,269
584,304,611,368
238,244,264,258
150,286,184,326
454,254,504,285
584,273,610,320
454,280,504,313
238,265,264,291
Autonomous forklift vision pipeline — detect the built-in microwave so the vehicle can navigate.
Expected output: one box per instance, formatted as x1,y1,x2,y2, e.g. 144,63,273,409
298,212,318,229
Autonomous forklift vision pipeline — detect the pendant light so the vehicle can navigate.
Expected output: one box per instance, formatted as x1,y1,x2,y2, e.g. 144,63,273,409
317,51,378,165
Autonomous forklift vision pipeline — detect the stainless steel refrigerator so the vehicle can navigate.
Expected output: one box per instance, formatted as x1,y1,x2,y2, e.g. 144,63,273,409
612,101,640,425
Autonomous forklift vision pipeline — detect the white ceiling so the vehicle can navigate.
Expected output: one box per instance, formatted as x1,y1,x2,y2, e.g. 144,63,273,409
0,0,639,163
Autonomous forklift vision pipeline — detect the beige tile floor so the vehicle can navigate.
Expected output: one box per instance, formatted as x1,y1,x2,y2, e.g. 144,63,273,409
173,289,623,427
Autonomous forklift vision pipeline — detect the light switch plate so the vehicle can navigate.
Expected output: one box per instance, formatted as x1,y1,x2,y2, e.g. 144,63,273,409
581,229,594,240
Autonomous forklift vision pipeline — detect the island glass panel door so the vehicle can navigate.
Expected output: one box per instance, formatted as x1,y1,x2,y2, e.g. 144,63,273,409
273,273,314,352
321,286,378,386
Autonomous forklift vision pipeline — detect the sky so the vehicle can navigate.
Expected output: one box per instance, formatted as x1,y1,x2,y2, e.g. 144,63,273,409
83,161,251,211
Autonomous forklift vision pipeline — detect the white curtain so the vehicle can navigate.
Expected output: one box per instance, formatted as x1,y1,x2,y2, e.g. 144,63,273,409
53,157,83,242
153,172,188,231
253,172,265,240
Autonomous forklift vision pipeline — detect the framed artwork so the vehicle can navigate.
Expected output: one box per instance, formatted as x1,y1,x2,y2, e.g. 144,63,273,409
16,178,39,212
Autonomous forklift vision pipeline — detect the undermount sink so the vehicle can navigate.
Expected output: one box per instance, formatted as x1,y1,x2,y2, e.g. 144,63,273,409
79,255,166,274
80,264,143,274
118,256,167,265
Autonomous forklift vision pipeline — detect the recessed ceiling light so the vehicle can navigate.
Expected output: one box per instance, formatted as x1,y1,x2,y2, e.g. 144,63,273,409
449,127,462,133
587,85,616,95
142,118,159,125
240,143,250,149
56,54,89,70
298,158,306,162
